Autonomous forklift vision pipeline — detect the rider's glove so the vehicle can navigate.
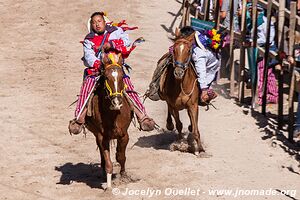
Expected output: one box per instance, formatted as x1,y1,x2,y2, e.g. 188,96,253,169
93,60,101,70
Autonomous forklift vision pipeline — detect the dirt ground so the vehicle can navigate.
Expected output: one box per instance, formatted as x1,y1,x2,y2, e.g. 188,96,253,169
0,0,299,200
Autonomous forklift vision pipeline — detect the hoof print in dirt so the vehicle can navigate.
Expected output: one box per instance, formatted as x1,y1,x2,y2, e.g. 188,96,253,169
196,151,212,158
113,172,140,186
169,139,190,152
169,133,209,157
104,187,112,193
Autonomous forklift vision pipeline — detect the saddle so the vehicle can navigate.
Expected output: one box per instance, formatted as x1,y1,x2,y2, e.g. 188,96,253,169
145,52,172,101
145,52,199,101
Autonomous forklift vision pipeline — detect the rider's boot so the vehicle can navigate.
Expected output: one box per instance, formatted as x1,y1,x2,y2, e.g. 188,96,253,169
199,88,218,106
68,107,87,135
134,106,156,131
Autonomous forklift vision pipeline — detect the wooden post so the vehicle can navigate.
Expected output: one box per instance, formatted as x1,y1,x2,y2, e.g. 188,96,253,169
229,0,236,97
277,0,286,129
214,0,221,29
195,1,199,19
251,0,259,108
186,0,191,26
288,2,297,142
261,0,273,115
237,0,247,100
213,0,218,21
181,0,187,28
204,0,210,21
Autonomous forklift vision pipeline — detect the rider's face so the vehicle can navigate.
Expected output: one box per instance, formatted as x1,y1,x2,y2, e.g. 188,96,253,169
91,15,106,33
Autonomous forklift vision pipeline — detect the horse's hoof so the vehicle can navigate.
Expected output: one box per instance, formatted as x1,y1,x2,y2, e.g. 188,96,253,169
166,122,174,131
104,187,112,192
197,151,212,158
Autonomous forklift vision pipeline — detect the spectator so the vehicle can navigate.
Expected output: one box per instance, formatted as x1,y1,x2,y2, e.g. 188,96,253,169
246,2,278,105
220,0,241,31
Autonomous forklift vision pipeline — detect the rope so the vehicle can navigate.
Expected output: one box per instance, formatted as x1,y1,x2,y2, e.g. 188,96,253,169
180,78,197,96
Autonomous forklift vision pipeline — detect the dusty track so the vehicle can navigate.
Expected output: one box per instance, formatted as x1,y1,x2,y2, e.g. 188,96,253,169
0,0,299,199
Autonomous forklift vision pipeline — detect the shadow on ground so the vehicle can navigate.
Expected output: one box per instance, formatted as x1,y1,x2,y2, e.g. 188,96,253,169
215,81,300,166
55,162,107,189
132,130,177,150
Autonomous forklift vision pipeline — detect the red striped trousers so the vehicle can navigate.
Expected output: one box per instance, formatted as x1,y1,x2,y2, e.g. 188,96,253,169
75,76,146,117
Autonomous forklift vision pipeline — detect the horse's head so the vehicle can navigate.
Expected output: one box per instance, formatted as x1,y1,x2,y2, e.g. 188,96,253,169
102,52,125,110
172,27,195,80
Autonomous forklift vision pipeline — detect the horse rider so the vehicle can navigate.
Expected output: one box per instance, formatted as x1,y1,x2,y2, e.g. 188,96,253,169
192,26,225,104
68,11,156,134
147,26,225,105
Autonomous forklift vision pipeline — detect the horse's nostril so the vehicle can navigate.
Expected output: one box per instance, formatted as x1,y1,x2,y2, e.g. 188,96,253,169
174,68,184,78
110,97,123,110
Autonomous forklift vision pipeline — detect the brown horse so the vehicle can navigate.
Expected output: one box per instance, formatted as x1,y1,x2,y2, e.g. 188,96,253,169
159,28,205,155
85,52,133,189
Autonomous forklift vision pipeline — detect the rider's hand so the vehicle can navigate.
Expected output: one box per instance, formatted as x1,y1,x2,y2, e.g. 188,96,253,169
93,60,101,70
102,42,112,51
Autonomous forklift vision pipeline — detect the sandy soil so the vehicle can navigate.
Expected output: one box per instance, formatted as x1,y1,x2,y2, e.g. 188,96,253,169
0,0,299,200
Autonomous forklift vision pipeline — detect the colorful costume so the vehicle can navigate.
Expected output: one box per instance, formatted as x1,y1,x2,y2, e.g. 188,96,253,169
70,16,155,133
146,26,223,104
193,29,222,90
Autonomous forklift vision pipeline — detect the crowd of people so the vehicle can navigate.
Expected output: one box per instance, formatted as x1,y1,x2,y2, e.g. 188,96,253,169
196,0,300,139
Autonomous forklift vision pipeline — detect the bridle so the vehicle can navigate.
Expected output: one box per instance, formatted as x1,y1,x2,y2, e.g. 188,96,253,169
104,63,126,98
172,38,197,96
172,38,193,70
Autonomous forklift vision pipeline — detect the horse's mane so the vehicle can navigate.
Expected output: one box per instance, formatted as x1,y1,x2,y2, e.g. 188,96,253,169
180,26,195,37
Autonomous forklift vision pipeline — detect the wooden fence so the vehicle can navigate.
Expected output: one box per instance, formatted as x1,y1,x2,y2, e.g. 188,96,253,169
181,0,300,142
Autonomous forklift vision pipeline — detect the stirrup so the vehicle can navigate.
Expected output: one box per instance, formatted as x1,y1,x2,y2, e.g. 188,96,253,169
200,89,217,104
199,89,218,110
138,116,156,131
68,119,83,135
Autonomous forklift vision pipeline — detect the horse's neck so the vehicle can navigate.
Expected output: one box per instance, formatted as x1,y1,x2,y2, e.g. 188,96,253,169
184,64,197,82
166,65,180,86
168,64,197,85
163,64,198,97
182,65,197,91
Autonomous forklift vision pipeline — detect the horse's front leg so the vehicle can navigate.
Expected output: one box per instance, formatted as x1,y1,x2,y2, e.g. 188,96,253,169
166,104,174,131
187,104,205,154
116,132,129,176
95,134,106,176
172,109,184,140
101,138,113,189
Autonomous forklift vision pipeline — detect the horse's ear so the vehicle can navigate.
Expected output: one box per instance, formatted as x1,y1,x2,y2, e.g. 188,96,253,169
186,32,195,43
102,53,110,65
175,27,181,38
117,53,123,65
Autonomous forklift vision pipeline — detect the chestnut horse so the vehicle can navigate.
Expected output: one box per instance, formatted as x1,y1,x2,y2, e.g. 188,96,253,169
159,28,205,155
85,52,133,189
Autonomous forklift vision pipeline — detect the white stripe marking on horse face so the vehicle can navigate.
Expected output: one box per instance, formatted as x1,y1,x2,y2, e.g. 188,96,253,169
179,44,185,54
112,70,118,92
